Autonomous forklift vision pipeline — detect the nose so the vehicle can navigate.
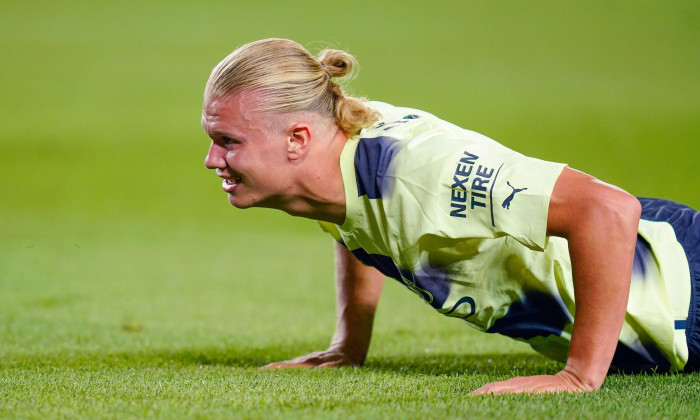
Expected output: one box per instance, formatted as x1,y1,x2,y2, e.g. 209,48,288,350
204,141,226,169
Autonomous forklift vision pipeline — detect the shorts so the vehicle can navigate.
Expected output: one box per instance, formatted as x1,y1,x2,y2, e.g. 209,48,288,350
638,198,700,372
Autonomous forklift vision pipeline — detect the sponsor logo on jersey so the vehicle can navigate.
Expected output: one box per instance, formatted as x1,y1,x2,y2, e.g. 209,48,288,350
449,150,495,217
502,182,528,209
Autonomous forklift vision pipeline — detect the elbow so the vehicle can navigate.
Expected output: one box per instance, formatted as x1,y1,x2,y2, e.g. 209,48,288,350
624,195,642,229
606,189,641,233
586,185,641,239
547,168,641,240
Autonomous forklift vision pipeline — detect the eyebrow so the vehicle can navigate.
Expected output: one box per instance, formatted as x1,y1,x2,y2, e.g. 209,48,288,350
209,128,245,142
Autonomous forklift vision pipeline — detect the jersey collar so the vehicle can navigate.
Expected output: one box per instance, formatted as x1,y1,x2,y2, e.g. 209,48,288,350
339,137,360,233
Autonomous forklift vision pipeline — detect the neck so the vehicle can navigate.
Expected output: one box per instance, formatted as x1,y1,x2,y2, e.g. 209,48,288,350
275,127,348,225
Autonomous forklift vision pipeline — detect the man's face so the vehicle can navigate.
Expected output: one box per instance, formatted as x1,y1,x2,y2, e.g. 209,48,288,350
202,92,291,209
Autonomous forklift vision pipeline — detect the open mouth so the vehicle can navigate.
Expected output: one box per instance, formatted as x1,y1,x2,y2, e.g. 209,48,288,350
222,176,242,193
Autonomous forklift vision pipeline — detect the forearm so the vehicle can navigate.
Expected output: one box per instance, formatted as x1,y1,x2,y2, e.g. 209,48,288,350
548,170,642,389
262,242,385,369
563,199,640,388
471,168,642,395
330,242,385,364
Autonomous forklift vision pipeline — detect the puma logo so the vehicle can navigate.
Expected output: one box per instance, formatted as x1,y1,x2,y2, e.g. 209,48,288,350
502,182,527,210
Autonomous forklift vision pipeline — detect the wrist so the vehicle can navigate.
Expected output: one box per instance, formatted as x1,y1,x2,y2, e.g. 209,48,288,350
558,363,604,391
328,339,367,365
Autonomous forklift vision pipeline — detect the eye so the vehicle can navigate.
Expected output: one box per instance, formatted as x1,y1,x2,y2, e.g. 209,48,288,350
222,136,240,145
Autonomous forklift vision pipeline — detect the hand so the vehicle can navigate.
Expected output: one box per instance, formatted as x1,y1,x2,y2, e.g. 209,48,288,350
261,349,359,369
470,369,596,395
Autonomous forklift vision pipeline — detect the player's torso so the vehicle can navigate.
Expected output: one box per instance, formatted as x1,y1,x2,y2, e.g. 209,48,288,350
333,102,692,371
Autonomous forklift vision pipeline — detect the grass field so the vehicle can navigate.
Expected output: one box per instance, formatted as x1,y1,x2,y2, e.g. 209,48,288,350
1,1,699,418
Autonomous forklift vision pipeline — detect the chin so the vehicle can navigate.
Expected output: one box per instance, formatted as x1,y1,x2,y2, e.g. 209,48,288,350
228,194,256,209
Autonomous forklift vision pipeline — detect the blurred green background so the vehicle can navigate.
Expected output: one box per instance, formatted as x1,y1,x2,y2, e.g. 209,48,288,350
0,0,698,414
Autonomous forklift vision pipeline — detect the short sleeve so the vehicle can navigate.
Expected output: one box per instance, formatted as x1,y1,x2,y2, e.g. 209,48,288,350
386,126,566,251
483,155,565,250
436,135,566,250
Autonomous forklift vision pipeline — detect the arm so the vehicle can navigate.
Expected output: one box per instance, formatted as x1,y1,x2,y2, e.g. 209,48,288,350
471,167,641,394
263,241,385,368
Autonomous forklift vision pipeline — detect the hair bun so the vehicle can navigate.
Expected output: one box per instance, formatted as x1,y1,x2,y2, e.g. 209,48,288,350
318,49,354,78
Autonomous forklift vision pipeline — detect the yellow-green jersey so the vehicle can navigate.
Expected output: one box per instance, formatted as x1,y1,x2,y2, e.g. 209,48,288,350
320,101,699,372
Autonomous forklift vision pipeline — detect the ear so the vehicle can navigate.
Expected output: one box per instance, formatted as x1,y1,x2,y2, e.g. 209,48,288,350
286,122,312,161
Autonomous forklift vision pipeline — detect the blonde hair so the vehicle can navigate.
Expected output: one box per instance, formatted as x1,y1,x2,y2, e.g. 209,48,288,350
204,38,379,136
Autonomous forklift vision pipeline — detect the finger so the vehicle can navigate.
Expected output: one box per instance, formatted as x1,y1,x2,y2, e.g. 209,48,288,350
261,362,291,369
261,361,316,369
469,383,499,396
469,388,487,396
260,361,287,369
470,376,577,396
261,352,327,369
316,359,346,368
469,377,528,395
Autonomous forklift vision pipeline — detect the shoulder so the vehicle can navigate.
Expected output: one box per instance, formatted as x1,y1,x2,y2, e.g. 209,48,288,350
360,101,498,150
365,101,439,122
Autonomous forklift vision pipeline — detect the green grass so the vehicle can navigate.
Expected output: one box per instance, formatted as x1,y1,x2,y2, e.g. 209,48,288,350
1,0,699,418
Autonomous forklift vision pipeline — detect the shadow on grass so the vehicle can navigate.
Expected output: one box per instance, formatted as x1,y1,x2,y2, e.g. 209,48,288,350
6,344,566,377
10,345,694,378
366,352,561,377
5,345,295,370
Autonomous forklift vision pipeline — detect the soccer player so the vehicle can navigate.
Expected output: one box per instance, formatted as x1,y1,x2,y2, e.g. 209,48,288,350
201,38,699,394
